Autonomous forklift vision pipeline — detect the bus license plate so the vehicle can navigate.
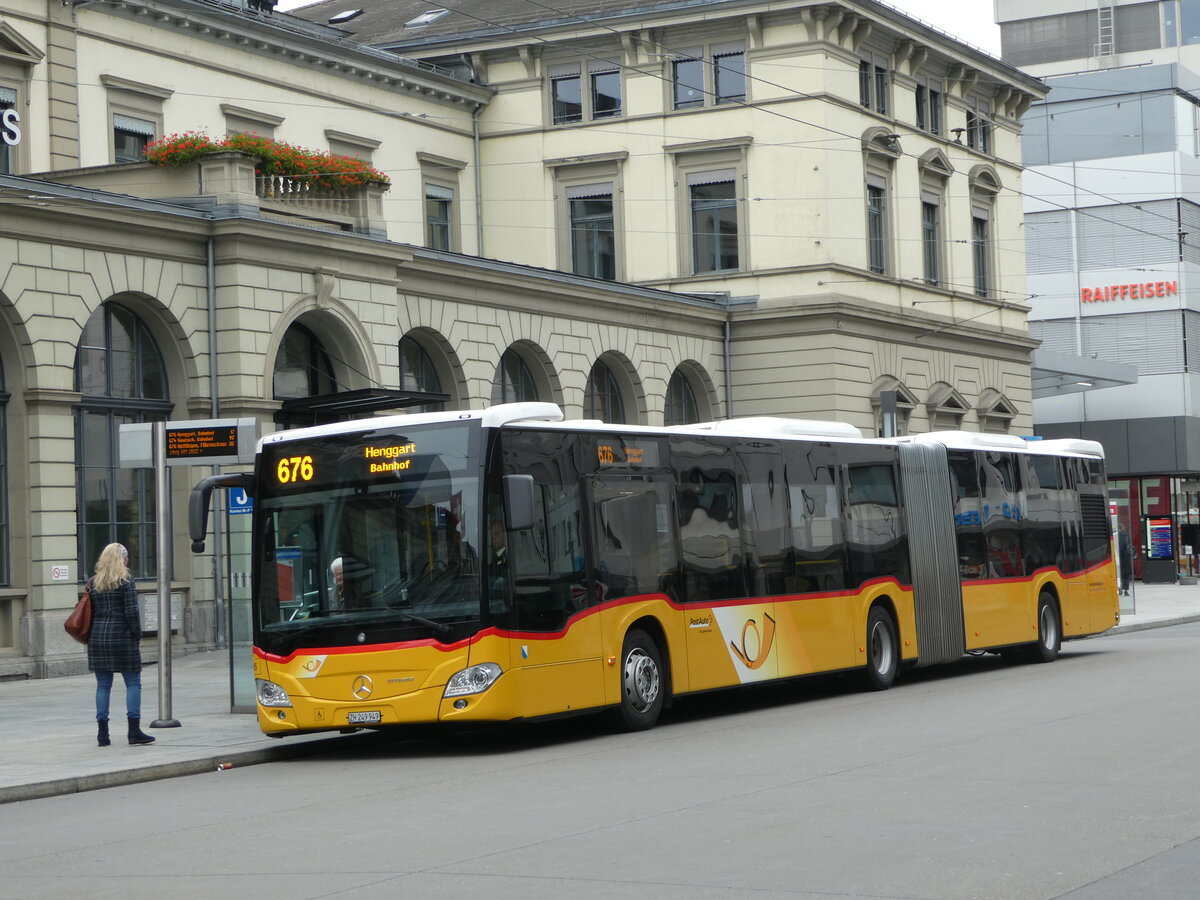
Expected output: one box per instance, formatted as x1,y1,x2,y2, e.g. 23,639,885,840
347,710,381,724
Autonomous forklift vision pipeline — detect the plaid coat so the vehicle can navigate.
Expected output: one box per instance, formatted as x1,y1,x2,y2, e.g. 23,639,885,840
86,578,142,674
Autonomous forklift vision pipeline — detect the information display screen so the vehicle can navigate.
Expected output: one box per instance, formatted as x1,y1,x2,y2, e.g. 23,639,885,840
1147,517,1174,560
165,425,240,460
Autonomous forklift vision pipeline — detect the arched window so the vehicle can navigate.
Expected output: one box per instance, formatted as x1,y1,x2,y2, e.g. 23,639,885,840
399,335,444,413
272,323,337,399
585,359,625,423
665,369,700,426
495,348,538,404
75,302,170,580
0,354,7,587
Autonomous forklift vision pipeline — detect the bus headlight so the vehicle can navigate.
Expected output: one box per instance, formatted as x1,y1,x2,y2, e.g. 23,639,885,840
444,663,502,697
256,679,293,708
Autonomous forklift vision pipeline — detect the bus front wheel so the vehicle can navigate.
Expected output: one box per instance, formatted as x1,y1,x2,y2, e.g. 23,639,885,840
1031,592,1061,663
862,605,899,691
616,629,664,731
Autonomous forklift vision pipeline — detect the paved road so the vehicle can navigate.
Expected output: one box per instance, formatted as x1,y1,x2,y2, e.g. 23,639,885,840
4,624,1200,899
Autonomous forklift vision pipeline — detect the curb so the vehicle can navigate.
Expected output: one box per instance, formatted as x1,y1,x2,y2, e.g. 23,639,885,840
0,734,348,805
1107,613,1200,636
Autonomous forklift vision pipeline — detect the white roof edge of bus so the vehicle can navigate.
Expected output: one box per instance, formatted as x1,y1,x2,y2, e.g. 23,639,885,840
479,402,565,428
896,431,1105,457
677,417,864,439
257,402,565,450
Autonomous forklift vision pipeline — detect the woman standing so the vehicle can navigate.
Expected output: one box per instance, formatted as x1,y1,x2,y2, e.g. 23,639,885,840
87,543,155,746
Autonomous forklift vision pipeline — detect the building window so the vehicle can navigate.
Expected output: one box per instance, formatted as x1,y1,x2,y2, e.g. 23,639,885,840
568,184,616,280
859,54,889,115
665,369,700,426
973,213,991,297
673,53,705,109
550,60,622,124
399,335,445,413
273,323,338,399
75,302,171,580
671,43,746,110
585,360,625,423
866,180,887,275
0,86,17,175
425,184,454,251
113,114,154,163
922,200,941,286
714,47,746,103
689,172,739,273
915,78,943,135
103,76,171,167
966,102,992,154
495,348,539,403
220,103,283,139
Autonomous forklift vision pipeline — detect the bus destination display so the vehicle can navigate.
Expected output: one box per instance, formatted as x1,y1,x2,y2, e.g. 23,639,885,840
597,439,659,469
271,441,422,487
165,425,239,460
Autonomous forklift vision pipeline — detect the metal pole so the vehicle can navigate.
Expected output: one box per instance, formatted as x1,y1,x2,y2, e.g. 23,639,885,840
151,420,181,728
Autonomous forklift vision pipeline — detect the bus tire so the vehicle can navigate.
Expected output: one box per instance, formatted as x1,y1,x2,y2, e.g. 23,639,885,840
1031,591,1061,663
862,605,899,691
616,629,664,731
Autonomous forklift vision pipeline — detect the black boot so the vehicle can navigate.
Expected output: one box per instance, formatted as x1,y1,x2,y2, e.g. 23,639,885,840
127,717,155,745
97,719,110,747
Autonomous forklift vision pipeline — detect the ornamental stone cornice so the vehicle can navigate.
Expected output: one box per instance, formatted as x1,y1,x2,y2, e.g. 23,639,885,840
86,0,493,107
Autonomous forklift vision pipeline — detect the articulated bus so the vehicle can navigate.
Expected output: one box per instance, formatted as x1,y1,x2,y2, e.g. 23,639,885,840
189,402,1119,735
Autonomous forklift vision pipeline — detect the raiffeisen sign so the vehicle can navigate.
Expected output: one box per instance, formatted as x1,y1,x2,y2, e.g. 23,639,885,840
1,108,20,147
1080,280,1178,303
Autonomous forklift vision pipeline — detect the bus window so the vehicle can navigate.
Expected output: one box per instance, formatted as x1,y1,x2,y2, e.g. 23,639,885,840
1022,454,1066,573
671,436,747,602
498,430,587,632
980,452,1022,578
589,475,678,603
737,439,788,596
948,450,986,579
784,442,844,593
840,445,908,588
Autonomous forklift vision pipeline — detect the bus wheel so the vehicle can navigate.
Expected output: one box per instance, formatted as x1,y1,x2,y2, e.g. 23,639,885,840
862,606,898,691
1031,592,1061,663
617,629,664,731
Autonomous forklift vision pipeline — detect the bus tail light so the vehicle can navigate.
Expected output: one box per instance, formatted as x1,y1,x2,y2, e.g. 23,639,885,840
444,663,502,697
256,679,293,708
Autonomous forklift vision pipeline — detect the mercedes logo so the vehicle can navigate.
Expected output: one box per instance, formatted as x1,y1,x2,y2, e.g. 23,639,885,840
351,675,373,699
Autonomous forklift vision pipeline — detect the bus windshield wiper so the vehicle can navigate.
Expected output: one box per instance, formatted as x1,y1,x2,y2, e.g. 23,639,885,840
383,607,452,636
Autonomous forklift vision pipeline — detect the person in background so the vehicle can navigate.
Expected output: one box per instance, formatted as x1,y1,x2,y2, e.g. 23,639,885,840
1118,526,1134,596
87,542,155,746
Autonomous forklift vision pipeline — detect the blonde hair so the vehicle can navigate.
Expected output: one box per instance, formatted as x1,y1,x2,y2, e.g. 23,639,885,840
93,543,131,592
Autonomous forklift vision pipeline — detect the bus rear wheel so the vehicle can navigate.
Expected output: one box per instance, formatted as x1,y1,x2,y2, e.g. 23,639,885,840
1030,592,1061,663
616,629,664,731
862,605,899,691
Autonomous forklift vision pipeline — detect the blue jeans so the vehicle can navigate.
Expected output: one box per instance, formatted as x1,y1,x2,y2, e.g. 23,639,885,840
95,671,142,721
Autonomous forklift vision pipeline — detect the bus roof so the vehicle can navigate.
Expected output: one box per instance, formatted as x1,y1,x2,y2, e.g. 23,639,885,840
257,403,1104,459
893,431,1106,459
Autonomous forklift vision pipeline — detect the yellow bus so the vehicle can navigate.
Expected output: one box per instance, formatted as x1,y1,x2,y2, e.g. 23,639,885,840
190,403,1119,735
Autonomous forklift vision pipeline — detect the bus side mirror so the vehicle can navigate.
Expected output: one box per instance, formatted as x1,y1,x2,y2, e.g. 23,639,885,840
503,474,536,531
189,473,255,552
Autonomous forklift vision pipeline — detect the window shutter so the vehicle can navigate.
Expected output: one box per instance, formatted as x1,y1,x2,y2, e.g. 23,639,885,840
566,182,612,199
687,168,736,187
113,115,154,136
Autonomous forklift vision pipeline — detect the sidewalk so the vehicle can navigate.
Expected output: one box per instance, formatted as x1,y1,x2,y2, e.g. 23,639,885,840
2,581,1198,805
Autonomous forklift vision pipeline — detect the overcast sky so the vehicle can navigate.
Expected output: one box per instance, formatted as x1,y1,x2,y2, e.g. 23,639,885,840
277,1,1004,57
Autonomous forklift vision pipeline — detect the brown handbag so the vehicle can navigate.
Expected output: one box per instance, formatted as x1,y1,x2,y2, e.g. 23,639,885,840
64,579,93,644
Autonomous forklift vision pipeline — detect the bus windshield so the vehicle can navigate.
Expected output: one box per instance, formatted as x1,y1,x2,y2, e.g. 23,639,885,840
253,420,483,655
